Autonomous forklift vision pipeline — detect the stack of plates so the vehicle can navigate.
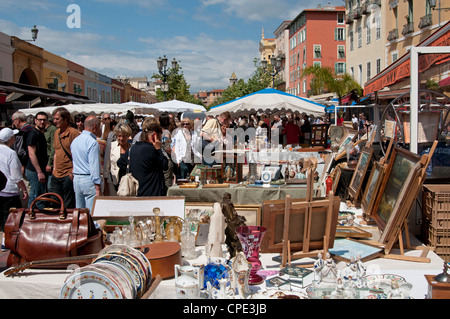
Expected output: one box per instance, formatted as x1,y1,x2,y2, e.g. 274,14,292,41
60,245,152,299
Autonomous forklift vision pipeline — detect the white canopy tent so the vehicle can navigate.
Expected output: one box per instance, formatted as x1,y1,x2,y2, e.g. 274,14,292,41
18,99,206,118
207,88,326,118
18,103,138,117
123,99,206,114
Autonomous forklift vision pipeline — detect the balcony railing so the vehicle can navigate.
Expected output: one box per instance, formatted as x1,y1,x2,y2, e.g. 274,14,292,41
387,29,398,41
354,7,363,19
418,14,433,29
362,2,369,14
346,12,354,24
402,22,414,36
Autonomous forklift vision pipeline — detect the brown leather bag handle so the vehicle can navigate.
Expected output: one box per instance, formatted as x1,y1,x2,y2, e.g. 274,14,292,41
29,193,67,220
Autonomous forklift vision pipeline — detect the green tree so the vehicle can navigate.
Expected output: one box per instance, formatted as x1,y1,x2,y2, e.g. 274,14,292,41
208,58,271,110
301,65,362,105
152,62,203,106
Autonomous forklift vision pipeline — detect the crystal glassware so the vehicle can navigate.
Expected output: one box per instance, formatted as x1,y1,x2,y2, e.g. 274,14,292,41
236,226,267,285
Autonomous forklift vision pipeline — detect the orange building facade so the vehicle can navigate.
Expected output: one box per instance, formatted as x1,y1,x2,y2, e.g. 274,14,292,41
288,6,346,98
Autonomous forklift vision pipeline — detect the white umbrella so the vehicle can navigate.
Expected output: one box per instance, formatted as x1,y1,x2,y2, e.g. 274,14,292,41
208,88,326,117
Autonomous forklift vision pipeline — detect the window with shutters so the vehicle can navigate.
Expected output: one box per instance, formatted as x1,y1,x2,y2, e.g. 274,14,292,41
338,45,345,59
335,27,345,41
314,45,321,59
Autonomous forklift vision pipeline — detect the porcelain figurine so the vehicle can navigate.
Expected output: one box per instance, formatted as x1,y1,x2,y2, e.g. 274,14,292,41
175,265,200,299
340,256,358,282
206,278,235,299
206,202,226,258
313,252,325,282
356,254,366,278
387,280,406,299
230,251,252,298
321,252,338,283
331,278,346,299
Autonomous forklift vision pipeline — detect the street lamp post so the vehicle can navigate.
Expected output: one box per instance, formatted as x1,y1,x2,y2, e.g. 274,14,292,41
23,25,39,42
261,56,281,88
157,55,178,101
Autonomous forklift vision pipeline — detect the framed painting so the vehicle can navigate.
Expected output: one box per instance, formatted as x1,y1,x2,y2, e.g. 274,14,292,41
320,153,334,185
310,124,328,146
338,129,357,154
190,164,207,178
234,204,262,226
378,160,423,246
184,202,261,234
331,166,342,195
335,226,372,239
371,147,421,231
335,138,367,161
328,125,346,145
185,202,215,233
361,161,385,217
222,153,243,183
348,147,374,202
384,120,397,139
329,238,383,263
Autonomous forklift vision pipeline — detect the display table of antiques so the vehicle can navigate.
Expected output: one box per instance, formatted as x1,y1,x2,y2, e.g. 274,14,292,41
0,198,448,300
0,237,447,299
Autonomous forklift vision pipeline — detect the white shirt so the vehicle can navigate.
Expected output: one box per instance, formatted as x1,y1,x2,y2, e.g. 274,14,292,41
0,143,24,196
171,128,192,164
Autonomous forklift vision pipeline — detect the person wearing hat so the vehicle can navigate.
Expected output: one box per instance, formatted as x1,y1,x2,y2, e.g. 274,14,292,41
0,128,28,231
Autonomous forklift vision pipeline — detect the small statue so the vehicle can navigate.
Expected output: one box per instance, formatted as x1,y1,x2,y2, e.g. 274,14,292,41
314,252,325,282
387,280,406,299
153,208,164,243
221,192,246,259
340,256,358,282
206,202,226,258
321,252,338,283
355,254,366,279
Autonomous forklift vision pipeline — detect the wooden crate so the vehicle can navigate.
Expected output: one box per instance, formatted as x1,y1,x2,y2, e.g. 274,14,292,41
428,226,450,262
423,185,450,223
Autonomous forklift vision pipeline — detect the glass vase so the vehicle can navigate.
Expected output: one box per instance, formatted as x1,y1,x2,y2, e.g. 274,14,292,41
236,226,266,285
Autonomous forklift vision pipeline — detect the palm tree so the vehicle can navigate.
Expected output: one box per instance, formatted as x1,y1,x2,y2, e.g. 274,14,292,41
302,65,362,105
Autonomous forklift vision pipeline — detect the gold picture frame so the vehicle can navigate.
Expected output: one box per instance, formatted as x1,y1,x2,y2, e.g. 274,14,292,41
348,147,374,202
361,161,385,218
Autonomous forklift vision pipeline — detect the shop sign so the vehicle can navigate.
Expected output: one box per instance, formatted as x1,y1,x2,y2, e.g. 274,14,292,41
364,31,450,95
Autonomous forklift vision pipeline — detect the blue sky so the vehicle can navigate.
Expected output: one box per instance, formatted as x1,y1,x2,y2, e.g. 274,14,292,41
0,0,344,93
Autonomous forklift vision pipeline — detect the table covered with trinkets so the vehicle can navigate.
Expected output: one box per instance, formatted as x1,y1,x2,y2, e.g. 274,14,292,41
0,237,446,299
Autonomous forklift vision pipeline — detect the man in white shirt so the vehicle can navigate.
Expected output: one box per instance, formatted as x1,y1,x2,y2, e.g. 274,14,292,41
0,128,28,231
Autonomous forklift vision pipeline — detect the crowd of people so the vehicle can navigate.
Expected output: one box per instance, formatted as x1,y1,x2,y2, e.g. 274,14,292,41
0,106,370,232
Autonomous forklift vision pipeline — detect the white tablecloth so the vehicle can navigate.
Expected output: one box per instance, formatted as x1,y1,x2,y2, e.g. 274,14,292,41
0,241,445,299
0,203,446,299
